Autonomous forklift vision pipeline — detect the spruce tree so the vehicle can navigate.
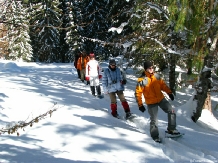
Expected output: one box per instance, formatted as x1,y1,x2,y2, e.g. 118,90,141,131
72,0,114,56
3,0,33,61
29,0,61,62
58,0,71,62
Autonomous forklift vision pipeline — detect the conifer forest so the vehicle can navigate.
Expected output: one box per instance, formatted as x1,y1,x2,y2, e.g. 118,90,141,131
0,0,218,132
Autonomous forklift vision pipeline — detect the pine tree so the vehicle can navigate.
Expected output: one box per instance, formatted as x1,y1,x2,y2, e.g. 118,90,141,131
58,0,71,63
29,0,61,62
72,0,114,56
167,0,218,122
65,0,80,62
3,0,33,61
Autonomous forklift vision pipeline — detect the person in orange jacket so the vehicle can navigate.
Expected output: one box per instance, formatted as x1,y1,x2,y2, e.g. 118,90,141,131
74,52,81,79
77,51,90,84
135,61,180,143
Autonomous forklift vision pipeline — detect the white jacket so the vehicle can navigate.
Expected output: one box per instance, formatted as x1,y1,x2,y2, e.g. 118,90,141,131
86,60,101,77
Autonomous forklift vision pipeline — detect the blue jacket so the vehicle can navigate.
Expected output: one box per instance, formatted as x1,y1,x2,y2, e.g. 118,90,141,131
102,67,124,93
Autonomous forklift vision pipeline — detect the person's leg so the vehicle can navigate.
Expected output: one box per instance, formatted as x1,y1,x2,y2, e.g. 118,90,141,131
147,104,159,140
117,90,130,112
96,85,101,95
80,69,85,82
109,92,117,116
77,69,81,79
89,77,95,96
159,98,176,131
93,77,101,95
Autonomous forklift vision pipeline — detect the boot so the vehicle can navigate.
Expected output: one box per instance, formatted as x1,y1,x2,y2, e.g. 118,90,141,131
90,86,95,96
111,103,118,117
96,85,101,96
167,112,180,135
121,101,132,119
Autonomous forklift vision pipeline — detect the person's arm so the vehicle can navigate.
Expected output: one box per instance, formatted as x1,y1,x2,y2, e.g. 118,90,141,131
102,69,109,93
135,78,144,107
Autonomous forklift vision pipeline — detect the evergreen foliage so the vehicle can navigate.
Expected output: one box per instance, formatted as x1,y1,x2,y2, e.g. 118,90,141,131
29,0,62,62
72,0,112,56
58,0,71,62
2,0,33,61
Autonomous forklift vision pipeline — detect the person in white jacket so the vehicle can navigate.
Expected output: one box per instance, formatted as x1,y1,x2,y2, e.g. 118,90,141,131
85,53,102,97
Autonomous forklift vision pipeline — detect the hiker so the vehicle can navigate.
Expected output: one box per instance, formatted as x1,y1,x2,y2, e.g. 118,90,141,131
135,61,180,142
102,59,132,119
74,52,81,79
85,52,102,97
77,51,90,84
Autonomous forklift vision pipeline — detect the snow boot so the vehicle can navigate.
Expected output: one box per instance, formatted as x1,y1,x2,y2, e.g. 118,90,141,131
167,111,176,130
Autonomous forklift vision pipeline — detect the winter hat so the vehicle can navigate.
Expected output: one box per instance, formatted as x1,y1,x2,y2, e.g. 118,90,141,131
109,59,116,65
144,61,153,70
90,53,95,58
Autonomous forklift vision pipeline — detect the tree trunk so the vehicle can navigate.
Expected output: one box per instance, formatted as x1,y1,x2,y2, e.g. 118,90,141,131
169,53,176,95
192,55,213,122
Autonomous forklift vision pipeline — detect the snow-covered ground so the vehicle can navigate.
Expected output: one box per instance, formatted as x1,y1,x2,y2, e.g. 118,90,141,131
0,59,218,163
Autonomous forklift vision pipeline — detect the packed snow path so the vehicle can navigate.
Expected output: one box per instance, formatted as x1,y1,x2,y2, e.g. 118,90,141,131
0,61,218,163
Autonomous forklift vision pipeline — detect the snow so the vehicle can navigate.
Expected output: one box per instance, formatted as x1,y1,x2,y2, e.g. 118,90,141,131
0,59,218,163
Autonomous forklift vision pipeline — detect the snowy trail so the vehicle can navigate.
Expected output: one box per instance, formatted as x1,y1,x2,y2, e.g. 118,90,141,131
72,78,218,163
1,63,218,163
69,67,218,163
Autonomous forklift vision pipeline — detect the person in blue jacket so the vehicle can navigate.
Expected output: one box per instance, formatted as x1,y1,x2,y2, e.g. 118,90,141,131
102,59,132,119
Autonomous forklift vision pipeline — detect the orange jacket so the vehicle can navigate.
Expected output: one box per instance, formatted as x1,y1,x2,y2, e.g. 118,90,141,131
135,71,172,106
77,55,90,70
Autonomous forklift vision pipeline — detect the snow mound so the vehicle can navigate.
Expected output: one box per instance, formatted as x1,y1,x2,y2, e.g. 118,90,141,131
1,62,29,72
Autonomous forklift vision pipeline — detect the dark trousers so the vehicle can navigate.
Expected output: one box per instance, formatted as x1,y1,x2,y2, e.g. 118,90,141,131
147,98,176,140
77,69,81,79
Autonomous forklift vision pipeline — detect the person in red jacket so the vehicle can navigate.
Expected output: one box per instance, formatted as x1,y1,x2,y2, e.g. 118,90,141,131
135,61,180,143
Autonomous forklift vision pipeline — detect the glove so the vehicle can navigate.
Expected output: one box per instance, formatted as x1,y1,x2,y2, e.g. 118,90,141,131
139,105,146,112
85,76,89,81
120,79,127,85
99,75,102,79
168,94,174,101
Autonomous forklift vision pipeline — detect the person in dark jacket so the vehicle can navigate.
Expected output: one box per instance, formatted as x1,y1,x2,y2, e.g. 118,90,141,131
102,59,132,119
135,61,180,143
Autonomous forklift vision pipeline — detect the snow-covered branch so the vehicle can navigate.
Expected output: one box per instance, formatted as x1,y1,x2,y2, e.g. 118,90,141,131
0,103,61,136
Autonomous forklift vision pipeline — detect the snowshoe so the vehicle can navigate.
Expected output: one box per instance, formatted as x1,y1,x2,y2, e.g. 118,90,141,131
125,112,137,121
165,131,184,138
111,112,122,119
167,129,180,135
154,137,161,143
97,94,104,99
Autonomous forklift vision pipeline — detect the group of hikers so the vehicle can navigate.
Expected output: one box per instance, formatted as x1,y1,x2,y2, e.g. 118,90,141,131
74,51,180,143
